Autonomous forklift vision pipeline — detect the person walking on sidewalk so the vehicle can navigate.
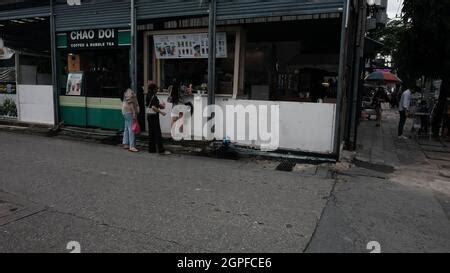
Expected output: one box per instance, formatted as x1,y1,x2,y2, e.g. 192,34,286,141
146,82,171,155
121,81,140,153
373,87,390,127
398,86,416,139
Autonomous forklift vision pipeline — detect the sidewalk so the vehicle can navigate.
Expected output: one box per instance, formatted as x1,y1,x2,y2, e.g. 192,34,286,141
0,119,336,164
307,109,450,252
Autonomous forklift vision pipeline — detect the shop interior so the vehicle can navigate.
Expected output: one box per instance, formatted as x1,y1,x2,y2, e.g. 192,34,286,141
147,31,236,95
241,18,341,103
0,16,51,118
143,17,341,103
59,49,130,98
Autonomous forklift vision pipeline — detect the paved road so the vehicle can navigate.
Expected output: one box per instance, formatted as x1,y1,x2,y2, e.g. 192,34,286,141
0,110,449,253
307,110,450,253
0,132,334,253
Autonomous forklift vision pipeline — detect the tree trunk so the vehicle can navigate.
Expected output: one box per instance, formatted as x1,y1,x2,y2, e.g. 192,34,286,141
432,77,449,137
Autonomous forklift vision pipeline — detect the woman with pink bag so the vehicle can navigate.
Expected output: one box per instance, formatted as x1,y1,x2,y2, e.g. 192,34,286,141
121,79,140,153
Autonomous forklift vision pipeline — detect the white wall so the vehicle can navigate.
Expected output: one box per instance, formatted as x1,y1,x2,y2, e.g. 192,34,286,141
17,85,54,125
156,94,336,154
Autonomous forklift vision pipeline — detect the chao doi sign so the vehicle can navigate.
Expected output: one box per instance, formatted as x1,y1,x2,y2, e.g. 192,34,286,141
67,29,118,49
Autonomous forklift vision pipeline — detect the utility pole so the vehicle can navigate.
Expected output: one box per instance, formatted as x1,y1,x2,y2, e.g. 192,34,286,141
347,0,368,150
50,0,60,126
207,0,216,107
130,0,137,91
206,0,217,139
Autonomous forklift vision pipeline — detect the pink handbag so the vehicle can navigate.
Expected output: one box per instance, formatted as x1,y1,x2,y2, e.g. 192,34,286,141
132,120,141,135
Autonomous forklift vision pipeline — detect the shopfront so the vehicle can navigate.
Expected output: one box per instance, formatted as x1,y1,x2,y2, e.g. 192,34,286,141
0,2,55,125
140,10,343,154
0,0,362,158
56,28,131,129
53,0,132,130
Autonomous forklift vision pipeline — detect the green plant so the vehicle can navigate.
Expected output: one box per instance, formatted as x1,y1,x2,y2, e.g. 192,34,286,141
1,98,17,117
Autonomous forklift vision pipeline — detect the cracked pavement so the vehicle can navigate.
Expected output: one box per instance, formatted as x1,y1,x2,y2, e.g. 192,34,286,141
0,109,449,253
0,131,335,253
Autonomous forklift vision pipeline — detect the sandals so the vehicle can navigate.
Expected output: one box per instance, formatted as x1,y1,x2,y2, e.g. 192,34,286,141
129,147,139,153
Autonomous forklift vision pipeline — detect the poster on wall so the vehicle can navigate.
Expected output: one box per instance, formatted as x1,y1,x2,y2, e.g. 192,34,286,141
66,72,83,96
0,82,16,94
154,32,227,59
0,47,15,60
0,93,18,119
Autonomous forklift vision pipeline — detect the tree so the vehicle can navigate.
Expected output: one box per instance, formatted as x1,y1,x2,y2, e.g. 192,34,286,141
399,0,450,137
369,19,406,64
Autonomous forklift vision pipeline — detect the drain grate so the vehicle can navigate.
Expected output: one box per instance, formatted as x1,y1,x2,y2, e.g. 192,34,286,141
276,161,296,172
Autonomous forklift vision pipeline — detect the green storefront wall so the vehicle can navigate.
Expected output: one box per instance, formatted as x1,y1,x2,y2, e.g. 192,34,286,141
57,30,130,130
59,97,124,130
60,106,124,130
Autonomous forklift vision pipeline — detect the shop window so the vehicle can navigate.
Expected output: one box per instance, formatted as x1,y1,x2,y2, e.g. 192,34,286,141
59,49,129,98
17,54,52,85
153,31,236,96
240,20,341,103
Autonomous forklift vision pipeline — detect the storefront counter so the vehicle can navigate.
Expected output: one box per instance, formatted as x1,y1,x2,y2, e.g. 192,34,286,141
154,93,336,154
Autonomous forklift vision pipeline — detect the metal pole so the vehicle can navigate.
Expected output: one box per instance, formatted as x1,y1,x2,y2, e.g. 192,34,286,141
350,0,368,148
131,0,137,91
333,0,350,159
50,0,59,126
207,0,216,106
346,0,367,149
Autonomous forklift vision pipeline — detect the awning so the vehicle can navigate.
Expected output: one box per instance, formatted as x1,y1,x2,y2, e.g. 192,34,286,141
136,0,344,21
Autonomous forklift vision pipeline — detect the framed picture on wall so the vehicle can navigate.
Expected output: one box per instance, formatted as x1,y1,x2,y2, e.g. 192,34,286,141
66,72,83,96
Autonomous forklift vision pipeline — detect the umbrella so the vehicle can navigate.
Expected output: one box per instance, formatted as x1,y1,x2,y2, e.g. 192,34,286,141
365,71,402,84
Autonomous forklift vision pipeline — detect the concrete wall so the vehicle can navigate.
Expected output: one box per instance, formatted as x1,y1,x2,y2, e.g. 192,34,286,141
17,85,54,125
155,94,336,154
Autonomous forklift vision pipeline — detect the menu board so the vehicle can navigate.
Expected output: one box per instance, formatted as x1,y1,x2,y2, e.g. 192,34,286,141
66,72,83,96
154,33,227,59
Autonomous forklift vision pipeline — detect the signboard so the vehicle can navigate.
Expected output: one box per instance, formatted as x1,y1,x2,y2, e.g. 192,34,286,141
154,33,227,59
0,67,16,83
66,72,83,96
0,82,16,95
0,47,15,60
67,29,118,49
67,0,81,5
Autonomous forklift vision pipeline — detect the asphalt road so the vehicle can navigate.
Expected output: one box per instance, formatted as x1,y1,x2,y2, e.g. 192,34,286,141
0,124,449,253
0,132,334,253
